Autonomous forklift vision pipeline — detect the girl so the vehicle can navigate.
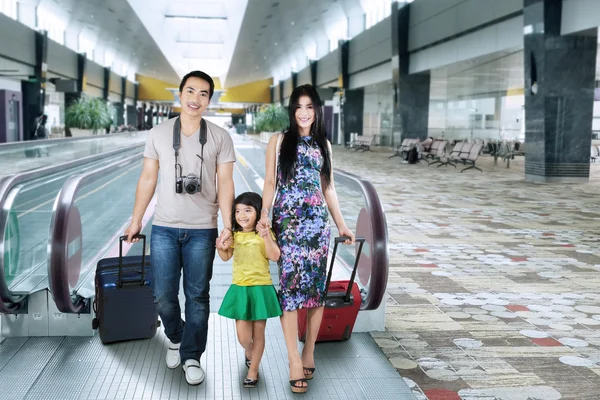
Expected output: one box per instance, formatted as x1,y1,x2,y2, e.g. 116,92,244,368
216,192,282,388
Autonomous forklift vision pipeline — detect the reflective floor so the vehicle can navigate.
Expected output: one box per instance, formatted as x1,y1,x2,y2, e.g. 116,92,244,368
331,146,600,400
0,315,412,400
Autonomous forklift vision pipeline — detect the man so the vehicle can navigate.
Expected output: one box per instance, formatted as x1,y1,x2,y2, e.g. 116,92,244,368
125,70,235,385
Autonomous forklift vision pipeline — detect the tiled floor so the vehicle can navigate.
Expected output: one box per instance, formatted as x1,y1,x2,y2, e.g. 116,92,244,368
331,147,600,400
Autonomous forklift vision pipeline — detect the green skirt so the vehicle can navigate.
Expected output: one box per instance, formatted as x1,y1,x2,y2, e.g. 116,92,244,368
218,284,282,321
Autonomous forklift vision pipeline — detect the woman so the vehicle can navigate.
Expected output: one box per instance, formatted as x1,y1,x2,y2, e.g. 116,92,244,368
259,84,355,393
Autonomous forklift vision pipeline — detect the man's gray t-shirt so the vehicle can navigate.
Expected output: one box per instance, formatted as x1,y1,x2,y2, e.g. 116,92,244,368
143,117,236,229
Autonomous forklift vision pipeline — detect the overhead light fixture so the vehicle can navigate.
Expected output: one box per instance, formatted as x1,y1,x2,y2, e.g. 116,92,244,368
165,15,227,20
176,39,225,44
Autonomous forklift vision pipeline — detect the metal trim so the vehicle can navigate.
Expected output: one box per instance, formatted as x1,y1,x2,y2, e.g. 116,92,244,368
0,143,144,314
48,152,144,313
331,170,389,311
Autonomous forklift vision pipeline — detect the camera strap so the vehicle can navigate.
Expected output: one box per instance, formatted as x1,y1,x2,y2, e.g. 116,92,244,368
173,117,208,179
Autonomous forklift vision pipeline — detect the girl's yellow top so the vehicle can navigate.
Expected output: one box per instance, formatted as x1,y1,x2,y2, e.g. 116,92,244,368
231,230,275,286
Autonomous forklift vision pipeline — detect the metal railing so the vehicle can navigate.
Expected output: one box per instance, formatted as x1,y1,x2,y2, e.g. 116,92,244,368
0,143,145,313
48,152,144,313
331,170,389,311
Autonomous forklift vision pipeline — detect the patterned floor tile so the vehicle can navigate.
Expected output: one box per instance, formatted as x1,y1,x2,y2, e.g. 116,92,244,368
332,147,600,399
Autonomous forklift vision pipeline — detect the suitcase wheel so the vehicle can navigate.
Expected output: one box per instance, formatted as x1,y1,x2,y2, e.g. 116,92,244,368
92,318,99,330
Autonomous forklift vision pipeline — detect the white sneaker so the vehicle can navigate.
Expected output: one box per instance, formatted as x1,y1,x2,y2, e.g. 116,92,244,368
166,341,180,369
183,359,205,385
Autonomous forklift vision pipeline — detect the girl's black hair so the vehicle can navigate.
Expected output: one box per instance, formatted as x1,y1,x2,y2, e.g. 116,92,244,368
231,192,263,232
279,84,331,190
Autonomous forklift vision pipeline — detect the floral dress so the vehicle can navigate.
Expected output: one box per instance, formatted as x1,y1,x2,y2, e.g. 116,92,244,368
272,135,330,311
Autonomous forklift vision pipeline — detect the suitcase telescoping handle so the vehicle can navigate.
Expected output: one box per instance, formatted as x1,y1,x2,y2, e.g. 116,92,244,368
325,236,366,303
117,234,146,287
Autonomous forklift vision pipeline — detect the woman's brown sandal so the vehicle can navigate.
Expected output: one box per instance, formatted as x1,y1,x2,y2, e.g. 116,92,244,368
289,378,308,393
303,367,315,380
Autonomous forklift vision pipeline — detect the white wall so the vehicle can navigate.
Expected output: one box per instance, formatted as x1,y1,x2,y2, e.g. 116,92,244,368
410,16,523,73
297,65,311,86
317,49,339,87
348,16,391,75
0,76,22,92
47,39,77,79
561,0,600,35
409,0,522,51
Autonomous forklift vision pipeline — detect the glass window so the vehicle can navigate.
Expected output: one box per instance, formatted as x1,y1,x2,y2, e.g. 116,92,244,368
79,33,95,60
36,6,66,44
327,18,347,51
0,0,17,19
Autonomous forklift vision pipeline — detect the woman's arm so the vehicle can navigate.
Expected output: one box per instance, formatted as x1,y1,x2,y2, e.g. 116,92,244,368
259,134,280,227
322,141,355,244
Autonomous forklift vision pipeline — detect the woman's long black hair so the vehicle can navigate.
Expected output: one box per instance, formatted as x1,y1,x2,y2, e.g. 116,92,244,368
278,84,331,190
231,192,262,232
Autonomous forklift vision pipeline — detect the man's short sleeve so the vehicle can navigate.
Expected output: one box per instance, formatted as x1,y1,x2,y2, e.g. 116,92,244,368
217,130,236,164
143,130,158,160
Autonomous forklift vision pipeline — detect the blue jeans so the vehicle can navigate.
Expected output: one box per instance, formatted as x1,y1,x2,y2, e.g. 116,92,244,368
150,225,217,363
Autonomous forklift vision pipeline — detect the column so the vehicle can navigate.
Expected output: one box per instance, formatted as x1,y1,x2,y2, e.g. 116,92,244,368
338,40,364,146
291,72,298,90
21,30,48,141
391,1,430,147
103,67,110,101
116,76,126,126
523,0,597,183
279,81,284,106
310,60,318,87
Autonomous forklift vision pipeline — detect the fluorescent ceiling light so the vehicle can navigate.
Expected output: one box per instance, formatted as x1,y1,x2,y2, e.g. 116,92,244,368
165,15,227,20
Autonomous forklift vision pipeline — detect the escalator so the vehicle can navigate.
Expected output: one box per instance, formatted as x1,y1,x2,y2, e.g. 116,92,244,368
0,140,145,314
0,131,147,176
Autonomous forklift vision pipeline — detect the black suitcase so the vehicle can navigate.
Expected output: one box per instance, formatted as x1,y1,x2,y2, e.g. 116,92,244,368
92,234,160,344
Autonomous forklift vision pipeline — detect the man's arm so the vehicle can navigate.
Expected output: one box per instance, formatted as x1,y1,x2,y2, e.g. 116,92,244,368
125,157,159,242
217,161,235,244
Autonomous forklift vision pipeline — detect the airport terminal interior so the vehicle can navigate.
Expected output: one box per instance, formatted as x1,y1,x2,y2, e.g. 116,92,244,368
1,0,600,399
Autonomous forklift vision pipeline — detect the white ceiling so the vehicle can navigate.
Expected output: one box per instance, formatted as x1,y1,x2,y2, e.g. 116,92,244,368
34,0,393,90
225,0,366,87
126,0,247,82
37,0,180,82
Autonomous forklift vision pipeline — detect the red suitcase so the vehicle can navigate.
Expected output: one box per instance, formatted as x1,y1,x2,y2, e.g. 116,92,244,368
298,236,366,342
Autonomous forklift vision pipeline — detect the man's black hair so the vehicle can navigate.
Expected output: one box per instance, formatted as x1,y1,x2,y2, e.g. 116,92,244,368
179,70,215,99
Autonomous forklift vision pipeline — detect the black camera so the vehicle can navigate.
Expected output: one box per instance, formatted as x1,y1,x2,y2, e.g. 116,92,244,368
176,173,201,194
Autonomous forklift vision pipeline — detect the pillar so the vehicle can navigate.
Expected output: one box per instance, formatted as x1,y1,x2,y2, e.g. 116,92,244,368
391,1,430,147
21,30,48,141
338,40,364,145
523,0,597,183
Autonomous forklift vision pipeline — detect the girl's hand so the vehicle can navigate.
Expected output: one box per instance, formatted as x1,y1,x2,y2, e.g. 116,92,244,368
337,226,355,245
258,210,270,230
257,224,270,239
216,237,232,250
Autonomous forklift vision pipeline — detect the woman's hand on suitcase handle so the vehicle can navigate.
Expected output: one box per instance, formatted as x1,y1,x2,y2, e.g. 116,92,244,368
337,226,355,245
124,221,142,243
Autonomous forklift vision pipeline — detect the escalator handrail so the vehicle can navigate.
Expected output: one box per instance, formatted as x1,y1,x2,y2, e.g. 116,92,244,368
48,151,145,313
0,143,145,314
333,169,389,311
0,131,144,152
